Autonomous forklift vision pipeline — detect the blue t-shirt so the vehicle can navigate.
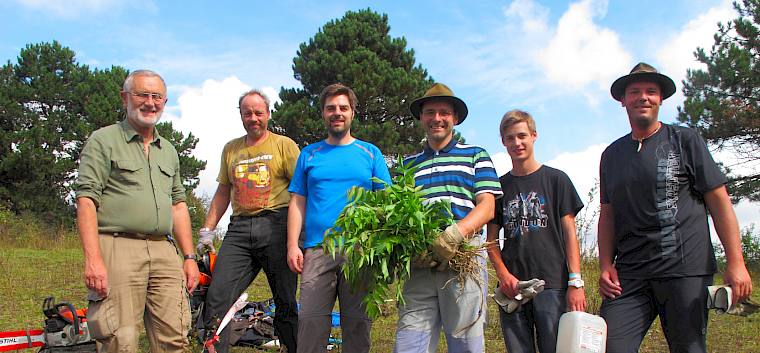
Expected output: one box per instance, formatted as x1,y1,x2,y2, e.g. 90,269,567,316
289,139,392,249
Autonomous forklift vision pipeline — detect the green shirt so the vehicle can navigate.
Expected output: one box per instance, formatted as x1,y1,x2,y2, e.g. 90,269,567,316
74,120,186,235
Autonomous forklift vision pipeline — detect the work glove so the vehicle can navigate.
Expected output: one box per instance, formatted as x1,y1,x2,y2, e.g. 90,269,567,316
707,285,760,316
430,224,465,271
197,228,216,253
412,250,440,269
492,279,546,313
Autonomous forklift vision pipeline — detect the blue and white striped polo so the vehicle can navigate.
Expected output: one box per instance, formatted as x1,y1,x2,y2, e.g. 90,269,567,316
404,138,503,220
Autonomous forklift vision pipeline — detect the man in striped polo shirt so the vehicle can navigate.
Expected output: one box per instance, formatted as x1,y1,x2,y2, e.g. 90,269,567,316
393,83,503,353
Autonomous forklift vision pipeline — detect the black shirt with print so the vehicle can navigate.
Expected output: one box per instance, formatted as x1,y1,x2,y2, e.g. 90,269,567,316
491,165,583,289
600,123,726,278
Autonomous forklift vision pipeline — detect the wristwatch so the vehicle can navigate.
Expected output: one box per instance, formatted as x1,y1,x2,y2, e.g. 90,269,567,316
568,278,585,288
184,253,197,261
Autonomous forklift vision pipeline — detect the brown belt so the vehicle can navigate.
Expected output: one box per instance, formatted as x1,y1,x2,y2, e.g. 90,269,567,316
102,232,167,241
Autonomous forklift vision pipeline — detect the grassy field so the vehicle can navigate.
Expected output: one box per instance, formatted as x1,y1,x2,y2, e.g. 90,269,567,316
0,229,758,352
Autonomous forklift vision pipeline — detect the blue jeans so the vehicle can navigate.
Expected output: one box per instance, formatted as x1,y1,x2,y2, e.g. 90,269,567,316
499,289,565,353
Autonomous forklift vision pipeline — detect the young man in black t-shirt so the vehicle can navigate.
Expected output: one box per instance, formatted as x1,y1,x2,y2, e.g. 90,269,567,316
598,63,753,353
486,110,586,353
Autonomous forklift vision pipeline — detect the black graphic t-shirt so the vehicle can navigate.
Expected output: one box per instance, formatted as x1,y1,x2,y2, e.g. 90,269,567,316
600,123,726,278
491,165,583,289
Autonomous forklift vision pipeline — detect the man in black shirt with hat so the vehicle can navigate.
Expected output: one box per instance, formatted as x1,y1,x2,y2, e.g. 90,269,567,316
598,62,753,353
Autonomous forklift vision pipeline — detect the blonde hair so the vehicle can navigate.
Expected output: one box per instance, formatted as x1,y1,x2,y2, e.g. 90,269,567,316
499,110,536,140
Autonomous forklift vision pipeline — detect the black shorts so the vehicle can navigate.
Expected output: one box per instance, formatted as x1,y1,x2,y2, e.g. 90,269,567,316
600,275,713,353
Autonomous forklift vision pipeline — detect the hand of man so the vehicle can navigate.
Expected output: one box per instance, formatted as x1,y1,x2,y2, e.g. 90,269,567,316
84,256,109,299
430,224,465,271
197,228,216,253
599,264,622,299
724,261,753,304
498,273,520,299
184,259,200,293
567,287,587,312
287,246,304,274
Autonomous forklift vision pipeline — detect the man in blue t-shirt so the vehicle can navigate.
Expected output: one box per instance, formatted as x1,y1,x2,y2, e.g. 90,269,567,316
286,83,391,353
599,63,753,353
486,110,585,353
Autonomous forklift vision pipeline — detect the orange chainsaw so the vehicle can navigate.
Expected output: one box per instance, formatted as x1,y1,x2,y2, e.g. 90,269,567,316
0,297,95,352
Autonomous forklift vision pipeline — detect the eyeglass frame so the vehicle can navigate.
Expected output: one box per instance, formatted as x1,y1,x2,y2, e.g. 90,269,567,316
125,91,167,103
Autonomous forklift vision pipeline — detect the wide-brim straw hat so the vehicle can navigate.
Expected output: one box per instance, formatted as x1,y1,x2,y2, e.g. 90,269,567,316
610,62,676,101
410,83,468,125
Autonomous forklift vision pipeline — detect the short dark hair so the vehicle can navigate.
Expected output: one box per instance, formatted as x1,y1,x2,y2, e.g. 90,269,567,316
319,83,357,112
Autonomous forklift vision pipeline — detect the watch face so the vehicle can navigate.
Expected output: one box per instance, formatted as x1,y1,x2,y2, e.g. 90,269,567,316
568,279,584,288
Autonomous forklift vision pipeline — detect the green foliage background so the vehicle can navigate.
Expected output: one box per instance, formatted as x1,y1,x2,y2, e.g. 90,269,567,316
272,9,433,155
678,0,760,202
0,41,206,224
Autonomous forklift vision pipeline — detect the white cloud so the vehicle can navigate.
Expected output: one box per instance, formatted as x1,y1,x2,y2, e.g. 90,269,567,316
656,0,736,103
504,0,550,34
545,143,606,201
14,0,156,18
162,76,280,230
539,0,632,91
491,143,606,200
490,152,512,177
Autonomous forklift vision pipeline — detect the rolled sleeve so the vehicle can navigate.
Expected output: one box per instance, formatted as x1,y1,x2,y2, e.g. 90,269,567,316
73,137,109,207
171,156,186,204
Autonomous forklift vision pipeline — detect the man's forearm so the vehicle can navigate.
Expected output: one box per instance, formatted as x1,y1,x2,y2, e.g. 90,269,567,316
597,203,615,268
705,186,745,265
203,184,231,229
457,193,495,237
561,214,582,274
77,197,102,262
172,202,195,256
287,194,306,249
486,223,511,280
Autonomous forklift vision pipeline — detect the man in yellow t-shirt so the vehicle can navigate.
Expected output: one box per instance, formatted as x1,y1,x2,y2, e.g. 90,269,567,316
199,89,300,353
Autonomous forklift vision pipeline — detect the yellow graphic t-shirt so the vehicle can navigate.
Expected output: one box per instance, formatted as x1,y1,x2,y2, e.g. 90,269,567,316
217,132,300,216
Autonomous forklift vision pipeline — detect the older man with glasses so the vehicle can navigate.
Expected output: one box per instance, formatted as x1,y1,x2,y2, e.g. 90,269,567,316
74,69,199,353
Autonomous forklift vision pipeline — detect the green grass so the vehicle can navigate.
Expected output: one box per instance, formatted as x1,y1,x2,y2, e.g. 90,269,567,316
1,228,758,352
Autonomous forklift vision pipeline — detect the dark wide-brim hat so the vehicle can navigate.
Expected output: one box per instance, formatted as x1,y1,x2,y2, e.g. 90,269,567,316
610,62,676,101
410,83,469,125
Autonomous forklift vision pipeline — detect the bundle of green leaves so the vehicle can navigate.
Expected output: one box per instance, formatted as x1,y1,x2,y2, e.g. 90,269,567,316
321,159,454,318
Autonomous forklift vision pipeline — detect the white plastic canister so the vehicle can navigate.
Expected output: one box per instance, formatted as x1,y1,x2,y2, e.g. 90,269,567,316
556,311,607,353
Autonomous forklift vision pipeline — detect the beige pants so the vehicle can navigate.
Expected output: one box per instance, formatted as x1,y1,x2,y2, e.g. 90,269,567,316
86,234,190,353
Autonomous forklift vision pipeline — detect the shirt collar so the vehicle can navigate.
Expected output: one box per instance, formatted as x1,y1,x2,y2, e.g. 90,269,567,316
119,119,162,147
423,137,457,155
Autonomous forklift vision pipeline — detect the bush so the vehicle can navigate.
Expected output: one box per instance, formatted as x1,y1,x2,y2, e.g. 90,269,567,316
713,224,760,271
0,205,78,249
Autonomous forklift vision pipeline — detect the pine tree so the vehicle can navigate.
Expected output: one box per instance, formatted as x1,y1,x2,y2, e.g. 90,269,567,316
0,41,205,222
272,9,433,155
678,0,760,201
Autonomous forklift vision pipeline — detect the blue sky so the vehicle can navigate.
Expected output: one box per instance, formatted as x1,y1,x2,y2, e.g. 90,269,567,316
2,0,758,235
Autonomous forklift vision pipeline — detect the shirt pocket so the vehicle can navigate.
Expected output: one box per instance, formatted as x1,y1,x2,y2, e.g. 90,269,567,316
111,159,144,190
157,161,176,195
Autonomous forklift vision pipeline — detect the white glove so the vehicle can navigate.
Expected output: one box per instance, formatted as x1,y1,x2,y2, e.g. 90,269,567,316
493,279,546,313
197,228,216,253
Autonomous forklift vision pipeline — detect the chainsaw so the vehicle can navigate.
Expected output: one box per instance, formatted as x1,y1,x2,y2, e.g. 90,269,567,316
0,297,96,352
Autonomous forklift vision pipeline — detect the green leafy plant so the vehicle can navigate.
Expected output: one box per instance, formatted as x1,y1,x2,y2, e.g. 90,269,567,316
322,158,487,319
322,158,452,318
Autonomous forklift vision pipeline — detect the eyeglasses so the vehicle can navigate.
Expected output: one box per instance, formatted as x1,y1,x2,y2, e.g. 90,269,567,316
421,109,454,118
128,91,166,103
